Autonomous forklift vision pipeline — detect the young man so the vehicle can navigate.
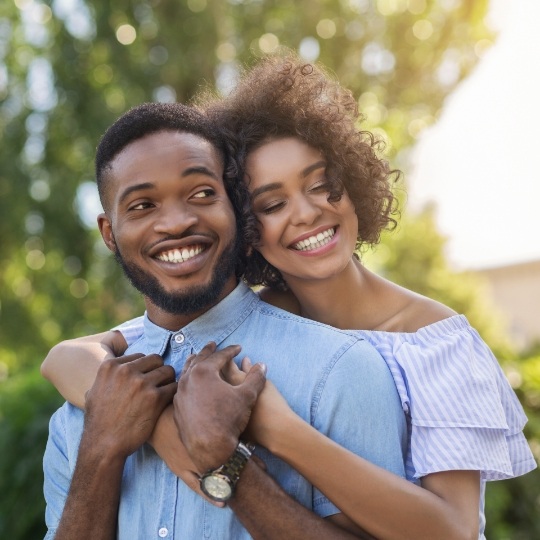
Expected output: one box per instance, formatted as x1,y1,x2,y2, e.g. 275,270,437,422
43,103,406,539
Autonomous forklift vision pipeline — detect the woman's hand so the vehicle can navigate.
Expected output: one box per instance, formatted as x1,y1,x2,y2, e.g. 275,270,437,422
222,357,298,450
149,405,225,507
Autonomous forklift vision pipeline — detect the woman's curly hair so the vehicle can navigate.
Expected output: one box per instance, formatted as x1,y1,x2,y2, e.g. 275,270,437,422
200,52,400,290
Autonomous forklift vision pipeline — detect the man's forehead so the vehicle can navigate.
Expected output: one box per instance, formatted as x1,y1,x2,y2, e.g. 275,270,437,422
112,130,222,171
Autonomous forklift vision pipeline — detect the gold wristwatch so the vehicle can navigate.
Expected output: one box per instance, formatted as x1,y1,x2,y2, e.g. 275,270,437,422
200,442,255,502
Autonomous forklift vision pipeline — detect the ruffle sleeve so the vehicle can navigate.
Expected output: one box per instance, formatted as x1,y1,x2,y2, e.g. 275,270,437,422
361,315,537,481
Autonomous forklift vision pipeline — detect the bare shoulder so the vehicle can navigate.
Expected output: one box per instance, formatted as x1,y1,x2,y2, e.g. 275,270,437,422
374,277,457,333
258,287,301,315
400,294,457,332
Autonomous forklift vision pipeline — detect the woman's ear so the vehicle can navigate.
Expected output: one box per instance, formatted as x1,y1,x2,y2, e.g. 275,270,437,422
97,213,117,253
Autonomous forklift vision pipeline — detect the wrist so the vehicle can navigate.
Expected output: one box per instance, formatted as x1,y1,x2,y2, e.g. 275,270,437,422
192,434,239,473
262,410,303,456
200,441,255,503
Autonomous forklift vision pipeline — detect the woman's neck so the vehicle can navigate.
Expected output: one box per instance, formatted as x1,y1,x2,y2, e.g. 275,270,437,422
286,257,372,330
285,258,455,332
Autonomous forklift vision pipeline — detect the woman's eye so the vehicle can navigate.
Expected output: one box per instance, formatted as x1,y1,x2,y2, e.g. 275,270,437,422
261,201,285,214
310,181,331,193
192,188,216,199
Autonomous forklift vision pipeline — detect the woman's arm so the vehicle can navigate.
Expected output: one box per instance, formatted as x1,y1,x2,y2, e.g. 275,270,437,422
41,331,127,408
236,359,479,540
41,332,222,505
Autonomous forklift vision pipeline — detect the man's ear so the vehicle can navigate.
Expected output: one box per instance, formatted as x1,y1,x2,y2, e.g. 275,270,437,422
97,213,117,253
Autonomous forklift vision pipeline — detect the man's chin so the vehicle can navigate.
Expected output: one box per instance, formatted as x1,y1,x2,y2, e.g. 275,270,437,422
114,241,240,317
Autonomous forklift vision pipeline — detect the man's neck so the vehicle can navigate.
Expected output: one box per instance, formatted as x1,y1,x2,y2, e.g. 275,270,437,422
144,278,239,331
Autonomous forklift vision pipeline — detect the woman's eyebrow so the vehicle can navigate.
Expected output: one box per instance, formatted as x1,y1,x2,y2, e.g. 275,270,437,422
302,160,326,177
251,161,326,200
251,182,283,200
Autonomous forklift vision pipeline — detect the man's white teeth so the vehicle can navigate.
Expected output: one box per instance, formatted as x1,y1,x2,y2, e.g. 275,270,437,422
156,245,204,263
293,228,335,251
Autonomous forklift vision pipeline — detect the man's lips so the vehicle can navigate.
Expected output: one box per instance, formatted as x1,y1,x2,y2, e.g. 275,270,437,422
290,227,336,252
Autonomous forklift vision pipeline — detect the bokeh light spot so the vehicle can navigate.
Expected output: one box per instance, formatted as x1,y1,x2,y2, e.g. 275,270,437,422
259,33,279,54
316,19,336,40
216,42,236,62
70,278,89,298
299,37,320,62
187,0,207,12
26,249,46,270
412,19,433,40
93,64,113,85
407,0,426,14
116,24,136,45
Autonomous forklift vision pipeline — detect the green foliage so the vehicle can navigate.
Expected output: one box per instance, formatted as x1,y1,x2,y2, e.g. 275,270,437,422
485,352,540,538
0,369,63,539
1,0,537,538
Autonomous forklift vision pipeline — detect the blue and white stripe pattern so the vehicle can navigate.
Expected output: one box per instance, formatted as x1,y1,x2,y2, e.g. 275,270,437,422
357,315,536,484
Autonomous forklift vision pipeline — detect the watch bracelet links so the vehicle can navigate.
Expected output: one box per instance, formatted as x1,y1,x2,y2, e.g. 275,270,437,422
222,441,255,482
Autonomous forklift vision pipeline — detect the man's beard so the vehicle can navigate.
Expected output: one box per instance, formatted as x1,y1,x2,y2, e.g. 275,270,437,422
114,236,240,316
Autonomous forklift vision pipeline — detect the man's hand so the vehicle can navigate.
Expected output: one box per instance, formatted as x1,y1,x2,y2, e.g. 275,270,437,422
84,353,177,459
173,342,266,473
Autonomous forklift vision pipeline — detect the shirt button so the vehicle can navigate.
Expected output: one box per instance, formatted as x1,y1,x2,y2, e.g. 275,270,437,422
173,332,185,344
158,527,168,537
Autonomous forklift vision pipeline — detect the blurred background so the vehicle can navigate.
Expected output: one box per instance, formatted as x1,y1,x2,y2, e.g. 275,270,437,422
0,0,539,537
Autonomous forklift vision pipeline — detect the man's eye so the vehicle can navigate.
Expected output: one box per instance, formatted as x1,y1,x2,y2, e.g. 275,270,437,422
129,202,153,210
192,188,215,199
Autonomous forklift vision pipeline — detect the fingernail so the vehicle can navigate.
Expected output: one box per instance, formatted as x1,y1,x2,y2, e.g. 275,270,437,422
259,363,267,375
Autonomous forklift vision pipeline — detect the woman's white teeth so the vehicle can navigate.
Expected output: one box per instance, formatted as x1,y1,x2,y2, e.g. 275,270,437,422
157,245,203,263
294,228,335,251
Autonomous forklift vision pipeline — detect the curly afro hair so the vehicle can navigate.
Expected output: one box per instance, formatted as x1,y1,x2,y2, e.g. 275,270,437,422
201,53,399,290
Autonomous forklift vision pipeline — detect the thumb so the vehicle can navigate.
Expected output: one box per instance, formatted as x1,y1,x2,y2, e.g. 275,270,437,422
242,362,267,400
241,356,253,373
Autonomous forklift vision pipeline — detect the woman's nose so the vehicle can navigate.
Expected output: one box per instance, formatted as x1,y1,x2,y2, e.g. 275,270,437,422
289,195,322,226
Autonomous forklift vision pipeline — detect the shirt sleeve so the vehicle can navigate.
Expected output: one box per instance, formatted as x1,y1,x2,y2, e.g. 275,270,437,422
43,406,71,539
311,339,407,518
383,315,537,481
112,315,145,347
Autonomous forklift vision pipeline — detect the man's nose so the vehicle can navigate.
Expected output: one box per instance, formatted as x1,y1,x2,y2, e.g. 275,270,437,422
153,202,198,235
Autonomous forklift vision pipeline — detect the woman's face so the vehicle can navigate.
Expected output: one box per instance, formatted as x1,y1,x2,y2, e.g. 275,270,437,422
245,137,359,285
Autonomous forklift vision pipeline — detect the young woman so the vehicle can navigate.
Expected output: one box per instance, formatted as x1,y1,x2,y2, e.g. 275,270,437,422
42,55,535,539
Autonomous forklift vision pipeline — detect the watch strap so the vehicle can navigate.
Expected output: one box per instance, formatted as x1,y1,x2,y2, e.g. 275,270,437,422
216,441,254,484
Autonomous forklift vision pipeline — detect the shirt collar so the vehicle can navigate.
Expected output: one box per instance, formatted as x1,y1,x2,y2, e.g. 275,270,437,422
142,281,259,354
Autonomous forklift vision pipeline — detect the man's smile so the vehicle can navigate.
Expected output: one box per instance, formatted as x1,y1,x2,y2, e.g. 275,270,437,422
155,244,205,264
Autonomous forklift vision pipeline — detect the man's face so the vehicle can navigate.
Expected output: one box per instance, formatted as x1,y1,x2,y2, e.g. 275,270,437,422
98,130,239,323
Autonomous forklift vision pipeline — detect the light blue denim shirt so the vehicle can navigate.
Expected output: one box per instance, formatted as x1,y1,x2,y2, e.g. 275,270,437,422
44,282,406,539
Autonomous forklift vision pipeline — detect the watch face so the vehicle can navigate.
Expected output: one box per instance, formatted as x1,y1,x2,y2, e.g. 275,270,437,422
201,474,233,502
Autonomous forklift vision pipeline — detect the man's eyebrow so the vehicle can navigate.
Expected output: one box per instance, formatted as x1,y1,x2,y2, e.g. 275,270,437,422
118,182,155,205
250,161,326,200
181,166,220,181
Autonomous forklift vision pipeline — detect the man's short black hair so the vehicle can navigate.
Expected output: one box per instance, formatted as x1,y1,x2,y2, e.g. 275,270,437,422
95,102,226,210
